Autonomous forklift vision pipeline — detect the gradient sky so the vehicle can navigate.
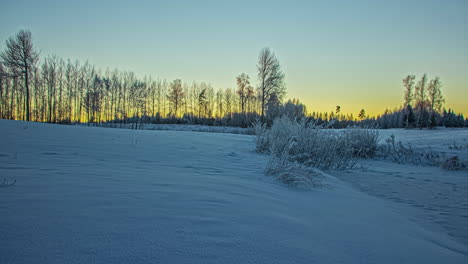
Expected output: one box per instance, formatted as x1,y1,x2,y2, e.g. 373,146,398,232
1,0,467,116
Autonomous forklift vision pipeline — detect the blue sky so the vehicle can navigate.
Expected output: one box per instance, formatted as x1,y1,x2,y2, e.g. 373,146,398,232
1,0,467,115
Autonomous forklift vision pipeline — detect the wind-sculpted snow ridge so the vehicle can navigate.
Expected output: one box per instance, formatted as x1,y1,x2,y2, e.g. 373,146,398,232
0,119,467,264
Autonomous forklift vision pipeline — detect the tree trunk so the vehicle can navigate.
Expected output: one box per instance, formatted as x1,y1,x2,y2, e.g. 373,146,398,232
24,64,30,121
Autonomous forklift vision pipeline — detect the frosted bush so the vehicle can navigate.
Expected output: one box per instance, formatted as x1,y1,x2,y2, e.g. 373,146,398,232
345,127,380,158
254,117,377,171
253,119,270,153
265,156,328,189
0,178,16,187
383,135,416,163
381,134,468,170
441,156,466,171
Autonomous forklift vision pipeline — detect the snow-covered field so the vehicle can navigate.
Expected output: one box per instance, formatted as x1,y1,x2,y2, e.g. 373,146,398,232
378,128,468,160
1,120,467,263
331,128,468,247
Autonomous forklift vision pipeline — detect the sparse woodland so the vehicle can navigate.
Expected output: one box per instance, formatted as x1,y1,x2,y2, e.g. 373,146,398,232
0,30,466,128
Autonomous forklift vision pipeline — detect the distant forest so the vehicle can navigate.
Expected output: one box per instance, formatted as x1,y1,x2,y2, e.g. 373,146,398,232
1,30,466,128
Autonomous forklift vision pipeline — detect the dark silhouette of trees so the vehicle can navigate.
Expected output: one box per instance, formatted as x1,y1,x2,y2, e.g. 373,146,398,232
198,88,208,118
358,109,366,120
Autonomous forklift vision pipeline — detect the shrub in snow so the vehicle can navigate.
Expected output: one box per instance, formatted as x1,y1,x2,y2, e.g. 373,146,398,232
381,134,464,169
345,127,380,158
448,141,463,150
441,156,467,171
265,157,328,189
253,119,270,153
384,135,418,163
254,117,379,172
0,178,16,187
264,143,330,189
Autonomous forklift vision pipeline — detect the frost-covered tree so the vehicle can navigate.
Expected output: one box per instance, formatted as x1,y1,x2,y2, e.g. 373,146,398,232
257,47,285,121
427,77,444,128
403,105,416,128
265,92,281,121
403,75,415,128
414,74,428,129
283,99,307,119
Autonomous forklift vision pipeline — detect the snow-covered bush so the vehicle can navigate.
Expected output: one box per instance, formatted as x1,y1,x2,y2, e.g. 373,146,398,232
253,119,270,152
448,141,463,150
254,117,378,171
345,127,380,158
441,156,467,171
265,156,328,189
0,178,16,187
383,135,418,163
382,134,468,170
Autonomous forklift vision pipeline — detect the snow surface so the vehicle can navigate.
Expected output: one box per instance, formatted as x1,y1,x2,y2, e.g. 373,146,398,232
1,120,467,263
331,128,468,247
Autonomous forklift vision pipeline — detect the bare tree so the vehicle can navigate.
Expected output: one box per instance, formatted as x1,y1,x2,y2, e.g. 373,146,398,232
415,74,428,129
403,75,415,108
0,30,39,121
42,55,58,122
224,88,233,121
428,77,444,114
257,47,285,121
167,79,184,117
403,74,415,128
216,89,224,119
427,77,444,127
236,73,252,114
0,63,5,119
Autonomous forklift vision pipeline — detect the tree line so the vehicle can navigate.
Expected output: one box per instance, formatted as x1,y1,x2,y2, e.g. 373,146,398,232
367,74,467,129
0,30,466,129
304,73,467,128
0,30,299,127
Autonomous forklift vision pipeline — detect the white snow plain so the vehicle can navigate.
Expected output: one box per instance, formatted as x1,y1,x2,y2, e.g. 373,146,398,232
0,119,467,263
